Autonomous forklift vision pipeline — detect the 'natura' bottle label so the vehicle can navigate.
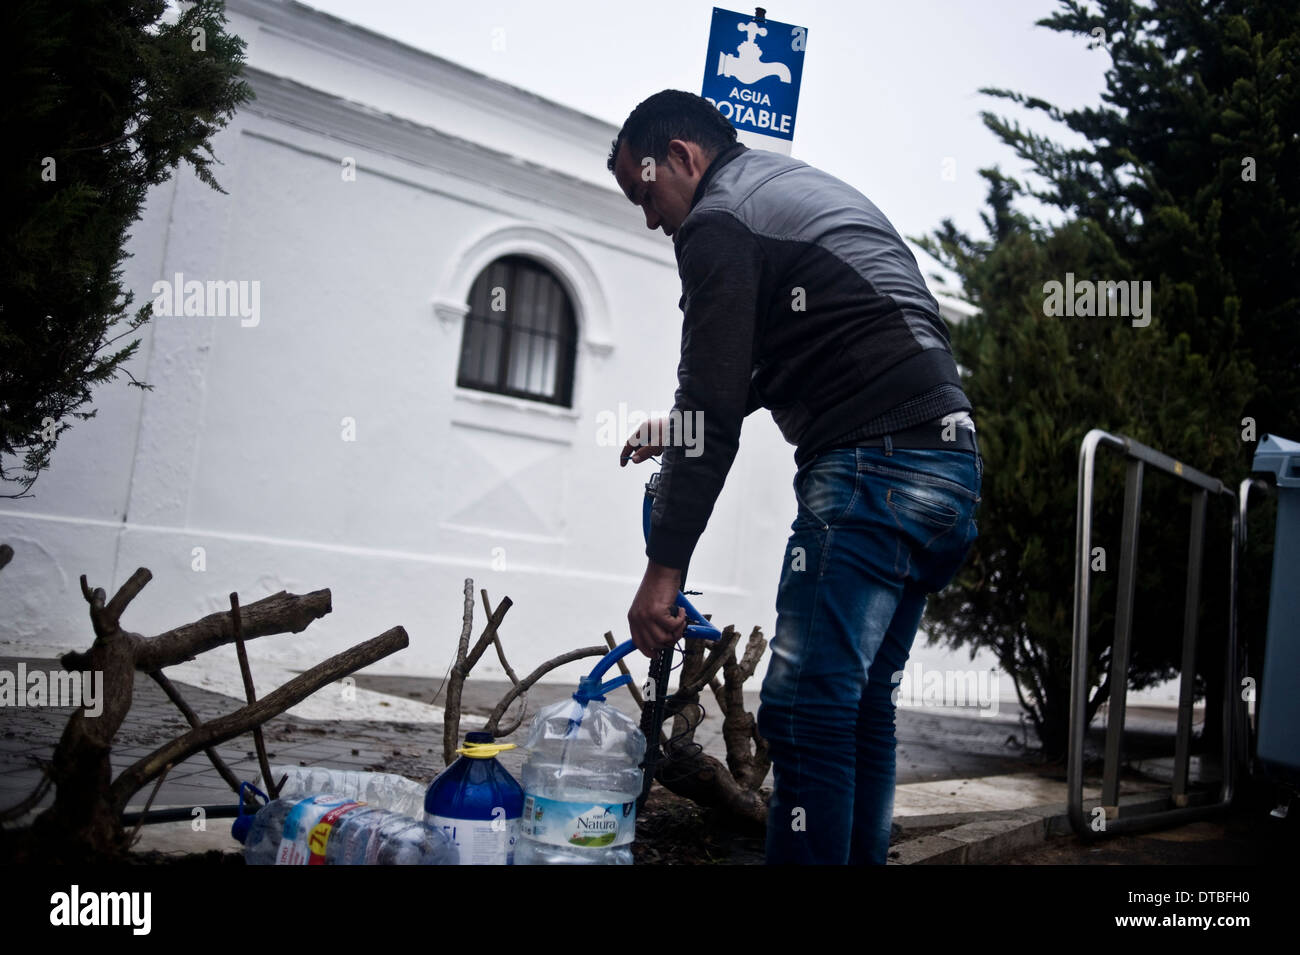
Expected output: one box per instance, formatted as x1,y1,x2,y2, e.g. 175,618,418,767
520,795,636,848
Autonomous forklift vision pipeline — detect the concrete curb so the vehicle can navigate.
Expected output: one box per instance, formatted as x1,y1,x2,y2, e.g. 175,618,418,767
889,791,1177,864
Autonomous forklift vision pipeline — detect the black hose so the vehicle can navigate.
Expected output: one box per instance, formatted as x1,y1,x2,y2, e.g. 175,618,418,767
121,804,242,826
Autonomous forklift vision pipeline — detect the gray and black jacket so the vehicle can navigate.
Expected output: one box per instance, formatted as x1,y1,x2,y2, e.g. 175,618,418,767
646,142,972,572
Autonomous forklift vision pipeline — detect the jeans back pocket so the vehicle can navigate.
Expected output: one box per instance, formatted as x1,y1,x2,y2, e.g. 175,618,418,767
886,486,959,528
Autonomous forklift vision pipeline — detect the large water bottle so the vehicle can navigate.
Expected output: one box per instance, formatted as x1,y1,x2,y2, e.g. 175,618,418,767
257,766,427,819
515,684,645,865
425,732,525,864
234,793,459,864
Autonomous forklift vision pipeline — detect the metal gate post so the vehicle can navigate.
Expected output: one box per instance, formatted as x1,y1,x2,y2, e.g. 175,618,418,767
1101,458,1144,815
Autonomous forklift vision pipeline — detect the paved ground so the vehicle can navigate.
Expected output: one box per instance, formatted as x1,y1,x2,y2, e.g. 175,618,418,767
1009,818,1282,865
1,653,1283,864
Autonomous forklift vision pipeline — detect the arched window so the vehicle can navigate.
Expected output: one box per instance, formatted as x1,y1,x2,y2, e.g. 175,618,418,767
456,256,577,406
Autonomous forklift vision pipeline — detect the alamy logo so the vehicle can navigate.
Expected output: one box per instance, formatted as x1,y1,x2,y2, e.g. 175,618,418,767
891,663,1000,717
1042,273,1152,327
50,885,151,935
0,664,103,717
596,402,703,458
151,272,260,327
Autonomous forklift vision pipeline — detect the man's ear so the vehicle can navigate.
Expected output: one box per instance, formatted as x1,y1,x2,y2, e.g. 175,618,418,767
666,138,703,176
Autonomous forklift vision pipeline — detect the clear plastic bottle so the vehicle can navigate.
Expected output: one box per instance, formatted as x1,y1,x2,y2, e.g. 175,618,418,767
235,794,459,865
515,692,645,865
257,767,428,819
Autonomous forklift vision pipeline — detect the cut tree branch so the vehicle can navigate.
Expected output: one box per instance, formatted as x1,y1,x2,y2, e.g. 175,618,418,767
676,626,740,698
110,626,408,813
230,592,278,800
440,579,476,765
147,670,242,795
131,588,333,671
442,582,514,764
604,631,644,709
482,647,608,736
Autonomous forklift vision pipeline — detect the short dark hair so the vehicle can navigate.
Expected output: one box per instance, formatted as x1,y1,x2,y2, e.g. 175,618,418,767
606,90,738,174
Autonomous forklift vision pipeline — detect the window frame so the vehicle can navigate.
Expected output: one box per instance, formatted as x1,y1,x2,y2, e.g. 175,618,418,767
456,254,577,407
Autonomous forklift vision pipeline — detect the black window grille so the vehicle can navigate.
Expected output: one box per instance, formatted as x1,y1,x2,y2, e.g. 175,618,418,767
456,256,577,406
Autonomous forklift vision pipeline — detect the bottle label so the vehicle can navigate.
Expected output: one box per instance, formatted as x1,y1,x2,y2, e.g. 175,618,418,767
276,794,364,865
520,794,636,849
426,813,519,865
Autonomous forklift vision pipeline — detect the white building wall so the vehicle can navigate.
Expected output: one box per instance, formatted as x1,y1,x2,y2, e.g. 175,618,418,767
0,0,809,692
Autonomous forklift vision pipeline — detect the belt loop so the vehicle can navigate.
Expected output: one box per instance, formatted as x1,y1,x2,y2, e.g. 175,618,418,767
884,434,893,456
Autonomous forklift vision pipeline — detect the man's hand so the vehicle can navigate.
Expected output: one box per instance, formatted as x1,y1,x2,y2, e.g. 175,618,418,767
628,560,686,657
620,415,670,467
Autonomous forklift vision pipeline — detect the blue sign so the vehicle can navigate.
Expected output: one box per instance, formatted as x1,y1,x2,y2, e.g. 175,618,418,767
700,7,807,142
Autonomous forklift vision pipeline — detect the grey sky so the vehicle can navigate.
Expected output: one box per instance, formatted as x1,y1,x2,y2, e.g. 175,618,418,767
298,0,1110,288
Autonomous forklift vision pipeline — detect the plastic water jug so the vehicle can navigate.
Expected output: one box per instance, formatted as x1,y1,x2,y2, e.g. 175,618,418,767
424,731,524,864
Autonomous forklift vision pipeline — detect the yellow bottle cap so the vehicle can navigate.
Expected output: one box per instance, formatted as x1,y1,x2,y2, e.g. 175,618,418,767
455,741,518,759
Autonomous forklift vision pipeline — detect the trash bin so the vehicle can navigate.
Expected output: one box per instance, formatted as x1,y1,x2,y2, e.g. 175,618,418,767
1251,433,1300,785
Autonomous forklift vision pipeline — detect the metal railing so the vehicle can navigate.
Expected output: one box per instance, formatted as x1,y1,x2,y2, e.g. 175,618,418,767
1068,429,1242,838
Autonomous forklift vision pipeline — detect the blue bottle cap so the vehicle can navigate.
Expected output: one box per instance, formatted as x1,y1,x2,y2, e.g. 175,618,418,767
230,781,269,844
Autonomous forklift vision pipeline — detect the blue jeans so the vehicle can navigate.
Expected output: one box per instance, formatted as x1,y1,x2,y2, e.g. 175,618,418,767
757,445,982,865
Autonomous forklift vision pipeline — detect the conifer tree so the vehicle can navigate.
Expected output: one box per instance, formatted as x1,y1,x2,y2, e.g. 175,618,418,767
915,0,1295,758
1,0,252,497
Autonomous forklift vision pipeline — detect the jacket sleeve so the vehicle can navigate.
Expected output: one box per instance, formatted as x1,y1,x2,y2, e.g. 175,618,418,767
645,211,764,570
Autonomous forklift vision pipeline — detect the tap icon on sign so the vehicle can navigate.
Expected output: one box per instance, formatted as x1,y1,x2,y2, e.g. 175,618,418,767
717,19,792,85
